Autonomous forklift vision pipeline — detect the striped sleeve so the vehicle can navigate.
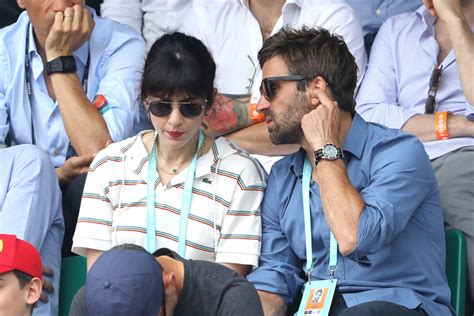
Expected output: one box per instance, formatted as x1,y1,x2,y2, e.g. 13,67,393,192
215,158,266,267
72,151,119,257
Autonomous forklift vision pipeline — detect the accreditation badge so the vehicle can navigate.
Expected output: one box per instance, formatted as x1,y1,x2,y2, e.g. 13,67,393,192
297,279,337,316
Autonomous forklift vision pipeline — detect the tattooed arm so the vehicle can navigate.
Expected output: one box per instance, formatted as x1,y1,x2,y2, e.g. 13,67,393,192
202,94,262,138
202,94,299,155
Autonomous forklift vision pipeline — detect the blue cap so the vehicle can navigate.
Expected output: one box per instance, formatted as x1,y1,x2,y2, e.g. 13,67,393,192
86,247,163,316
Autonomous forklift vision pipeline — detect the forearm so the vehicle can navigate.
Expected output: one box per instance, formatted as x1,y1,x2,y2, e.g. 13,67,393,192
225,123,300,155
316,159,364,256
50,73,111,155
202,94,256,137
220,263,251,277
443,9,474,104
402,113,474,142
257,291,287,316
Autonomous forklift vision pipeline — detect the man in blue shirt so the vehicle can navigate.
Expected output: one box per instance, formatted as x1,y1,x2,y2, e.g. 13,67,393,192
0,145,63,316
0,1,146,178
356,0,474,309
247,27,453,316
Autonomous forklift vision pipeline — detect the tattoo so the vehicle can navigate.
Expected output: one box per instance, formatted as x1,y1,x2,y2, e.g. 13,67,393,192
203,94,253,136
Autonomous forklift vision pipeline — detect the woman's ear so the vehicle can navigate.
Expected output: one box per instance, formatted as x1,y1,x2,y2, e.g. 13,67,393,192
25,278,42,305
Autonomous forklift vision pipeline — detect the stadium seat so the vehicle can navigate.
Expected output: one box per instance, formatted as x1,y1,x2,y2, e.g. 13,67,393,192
445,229,467,316
58,256,87,316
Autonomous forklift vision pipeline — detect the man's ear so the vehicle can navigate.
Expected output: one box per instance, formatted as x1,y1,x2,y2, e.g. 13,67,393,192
17,0,26,9
162,271,177,293
25,278,42,305
162,271,178,316
307,76,329,107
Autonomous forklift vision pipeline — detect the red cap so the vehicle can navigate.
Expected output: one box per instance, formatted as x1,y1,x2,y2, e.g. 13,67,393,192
0,234,42,281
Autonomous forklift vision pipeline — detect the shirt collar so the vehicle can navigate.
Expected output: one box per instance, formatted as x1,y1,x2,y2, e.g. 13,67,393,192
289,113,368,178
415,5,437,28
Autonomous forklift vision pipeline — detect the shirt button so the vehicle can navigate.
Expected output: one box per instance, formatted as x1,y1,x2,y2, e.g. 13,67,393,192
54,148,61,156
375,9,382,16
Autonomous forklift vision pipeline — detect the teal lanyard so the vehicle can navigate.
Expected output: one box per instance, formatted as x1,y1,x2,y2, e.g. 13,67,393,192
146,130,205,255
302,157,338,280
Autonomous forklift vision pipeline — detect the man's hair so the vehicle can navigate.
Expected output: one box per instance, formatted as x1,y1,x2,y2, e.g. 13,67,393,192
111,243,148,252
141,32,216,109
258,27,358,112
12,269,33,289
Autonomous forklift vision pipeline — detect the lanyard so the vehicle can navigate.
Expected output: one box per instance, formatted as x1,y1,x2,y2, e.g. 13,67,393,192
302,157,338,280
146,130,205,255
25,22,90,154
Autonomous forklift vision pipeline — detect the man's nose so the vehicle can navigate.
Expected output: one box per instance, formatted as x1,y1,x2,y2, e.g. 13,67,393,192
256,95,270,113
52,0,78,12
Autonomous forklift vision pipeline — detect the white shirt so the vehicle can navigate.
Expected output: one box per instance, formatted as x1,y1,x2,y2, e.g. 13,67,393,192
101,0,191,49
72,132,266,266
181,0,367,95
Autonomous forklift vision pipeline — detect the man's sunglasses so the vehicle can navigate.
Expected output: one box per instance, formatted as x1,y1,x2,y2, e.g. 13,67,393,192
425,65,443,114
145,99,207,118
259,75,306,101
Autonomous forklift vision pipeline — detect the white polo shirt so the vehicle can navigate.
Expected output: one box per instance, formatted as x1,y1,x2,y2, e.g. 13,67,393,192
72,132,266,267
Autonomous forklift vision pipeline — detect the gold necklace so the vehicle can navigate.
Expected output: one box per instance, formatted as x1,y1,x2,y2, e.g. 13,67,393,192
156,136,208,176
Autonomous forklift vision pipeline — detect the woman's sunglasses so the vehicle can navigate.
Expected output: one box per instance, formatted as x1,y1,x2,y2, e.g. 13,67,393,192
145,99,207,118
259,75,306,101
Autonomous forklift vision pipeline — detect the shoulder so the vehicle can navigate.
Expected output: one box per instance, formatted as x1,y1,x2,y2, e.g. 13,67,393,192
364,121,431,174
89,15,146,56
297,0,358,24
214,137,267,182
0,12,28,72
378,8,421,36
89,133,146,171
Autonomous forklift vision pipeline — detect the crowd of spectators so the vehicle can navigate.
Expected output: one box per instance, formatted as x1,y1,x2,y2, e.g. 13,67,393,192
0,0,472,315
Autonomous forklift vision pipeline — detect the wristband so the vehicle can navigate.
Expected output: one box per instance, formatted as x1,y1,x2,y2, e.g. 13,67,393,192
435,111,449,140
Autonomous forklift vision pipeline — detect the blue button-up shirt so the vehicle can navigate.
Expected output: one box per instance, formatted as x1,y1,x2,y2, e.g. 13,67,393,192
248,114,453,316
356,6,474,160
345,0,421,36
0,10,147,167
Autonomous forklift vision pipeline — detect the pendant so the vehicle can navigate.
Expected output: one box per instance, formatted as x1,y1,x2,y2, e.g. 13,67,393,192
172,169,177,174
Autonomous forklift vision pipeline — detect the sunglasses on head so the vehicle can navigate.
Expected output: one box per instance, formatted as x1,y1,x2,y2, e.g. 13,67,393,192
145,99,207,118
259,75,306,101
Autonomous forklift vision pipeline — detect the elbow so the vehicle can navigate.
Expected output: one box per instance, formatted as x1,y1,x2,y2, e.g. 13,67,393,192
338,234,358,256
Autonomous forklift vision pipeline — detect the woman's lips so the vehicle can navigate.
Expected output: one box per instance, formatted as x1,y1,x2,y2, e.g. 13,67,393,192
167,131,185,138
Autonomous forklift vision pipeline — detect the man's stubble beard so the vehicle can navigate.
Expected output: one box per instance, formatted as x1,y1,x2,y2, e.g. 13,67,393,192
267,92,312,145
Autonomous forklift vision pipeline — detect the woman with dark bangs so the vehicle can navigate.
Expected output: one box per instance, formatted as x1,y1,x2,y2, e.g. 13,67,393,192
71,32,266,277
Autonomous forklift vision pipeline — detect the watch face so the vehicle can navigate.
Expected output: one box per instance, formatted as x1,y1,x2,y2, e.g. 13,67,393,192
322,144,339,159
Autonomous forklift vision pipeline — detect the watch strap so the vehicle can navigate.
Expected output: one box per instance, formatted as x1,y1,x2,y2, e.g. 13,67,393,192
46,56,77,75
313,144,343,166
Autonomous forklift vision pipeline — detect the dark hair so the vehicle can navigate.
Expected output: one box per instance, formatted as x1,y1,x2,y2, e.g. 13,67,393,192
12,269,33,289
258,27,358,112
111,243,148,252
141,32,216,108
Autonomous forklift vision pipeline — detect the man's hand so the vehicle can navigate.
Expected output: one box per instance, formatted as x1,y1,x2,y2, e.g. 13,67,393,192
301,89,342,151
56,153,95,185
423,0,462,21
39,265,54,303
45,4,95,61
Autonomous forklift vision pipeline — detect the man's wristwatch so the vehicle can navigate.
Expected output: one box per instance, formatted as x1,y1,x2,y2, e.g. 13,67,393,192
313,144,344,166
45,56,77,75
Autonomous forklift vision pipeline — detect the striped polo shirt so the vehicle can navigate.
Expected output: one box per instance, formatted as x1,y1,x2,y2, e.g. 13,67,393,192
72,131,266,266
